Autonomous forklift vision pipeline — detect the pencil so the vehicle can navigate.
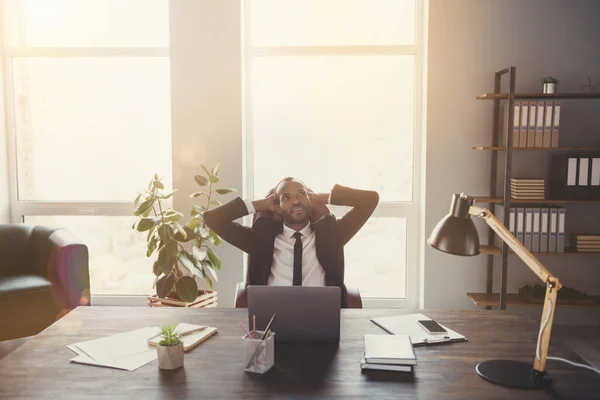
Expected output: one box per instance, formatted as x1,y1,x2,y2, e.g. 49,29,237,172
253,314,256,339
261,313,276,340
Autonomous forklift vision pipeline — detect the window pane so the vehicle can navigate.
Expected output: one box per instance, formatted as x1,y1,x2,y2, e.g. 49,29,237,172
249,0,416,46
13,57,172,201
342,216,406,298
4,0,169,47
23,216,155,296
251,55,414,201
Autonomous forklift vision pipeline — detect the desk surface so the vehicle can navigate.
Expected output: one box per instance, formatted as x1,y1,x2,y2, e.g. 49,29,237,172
0,307,598,399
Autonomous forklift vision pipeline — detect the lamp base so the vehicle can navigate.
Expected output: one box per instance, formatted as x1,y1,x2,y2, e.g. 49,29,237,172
475,360,552,389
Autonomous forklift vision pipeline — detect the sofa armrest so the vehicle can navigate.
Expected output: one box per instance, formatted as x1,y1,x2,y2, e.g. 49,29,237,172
45,229,91,310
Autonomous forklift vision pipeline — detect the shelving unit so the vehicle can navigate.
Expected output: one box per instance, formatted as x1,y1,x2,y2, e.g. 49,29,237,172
471,66,600,310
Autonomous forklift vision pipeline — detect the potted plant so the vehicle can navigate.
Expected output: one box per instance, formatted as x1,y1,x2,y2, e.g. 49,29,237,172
541,76,559,94
133,162,235,304
157,324,184,369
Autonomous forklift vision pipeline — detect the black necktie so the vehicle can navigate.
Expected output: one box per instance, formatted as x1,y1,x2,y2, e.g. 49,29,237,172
292,232,303,286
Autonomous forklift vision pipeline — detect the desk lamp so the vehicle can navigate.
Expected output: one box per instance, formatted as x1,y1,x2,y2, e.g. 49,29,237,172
428,193,561,389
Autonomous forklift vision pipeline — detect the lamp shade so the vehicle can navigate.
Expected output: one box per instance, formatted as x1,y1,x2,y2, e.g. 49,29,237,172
428,193,480,256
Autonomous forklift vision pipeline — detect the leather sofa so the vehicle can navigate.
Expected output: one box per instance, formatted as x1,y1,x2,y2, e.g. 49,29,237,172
0,224,90,341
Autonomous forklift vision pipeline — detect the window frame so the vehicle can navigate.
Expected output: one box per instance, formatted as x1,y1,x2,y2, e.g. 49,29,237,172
0,0,170,305
242,0,425,308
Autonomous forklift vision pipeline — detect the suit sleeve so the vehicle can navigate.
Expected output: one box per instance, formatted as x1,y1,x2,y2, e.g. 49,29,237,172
330,184,379,246
203,197,255,254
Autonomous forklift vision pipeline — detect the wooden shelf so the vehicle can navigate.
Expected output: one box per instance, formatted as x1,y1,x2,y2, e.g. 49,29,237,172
473,146,600,151
467,292,600,307
480,244,600,256
477,93,600,100
473,197,600,204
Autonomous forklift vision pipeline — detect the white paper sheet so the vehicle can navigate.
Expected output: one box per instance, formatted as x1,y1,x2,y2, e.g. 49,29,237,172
370,313,467,346
67,344,157,371
73,326,161,362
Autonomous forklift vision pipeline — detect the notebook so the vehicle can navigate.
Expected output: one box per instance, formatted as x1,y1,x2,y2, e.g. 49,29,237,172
363,334,417,365
147,323,218,351
360,353,413,372
370,313,467,346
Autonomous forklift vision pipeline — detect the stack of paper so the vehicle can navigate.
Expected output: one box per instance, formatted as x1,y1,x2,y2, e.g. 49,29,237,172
361,334,416,372
573,234,600,253
67,323,216,371
68,326,161,371
511,178,545,200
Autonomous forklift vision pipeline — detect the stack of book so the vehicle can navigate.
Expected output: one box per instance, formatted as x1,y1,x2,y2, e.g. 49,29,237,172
361,334,417,373
573,234,600,253
511,178,545,200
504,101,560,148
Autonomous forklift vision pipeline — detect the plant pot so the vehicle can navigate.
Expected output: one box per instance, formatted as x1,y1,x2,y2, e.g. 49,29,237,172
543,82,557,94
157,343,184,370
147,290,218,308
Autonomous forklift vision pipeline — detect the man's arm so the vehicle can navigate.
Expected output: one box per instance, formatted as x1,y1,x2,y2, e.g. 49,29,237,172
322,184,379,246
203,196,276,254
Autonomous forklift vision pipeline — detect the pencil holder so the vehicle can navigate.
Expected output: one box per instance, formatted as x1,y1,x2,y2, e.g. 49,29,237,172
242,330,275,374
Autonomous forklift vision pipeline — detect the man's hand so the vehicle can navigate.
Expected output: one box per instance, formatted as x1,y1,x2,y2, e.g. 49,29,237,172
252,194,277,213
309,192,330,217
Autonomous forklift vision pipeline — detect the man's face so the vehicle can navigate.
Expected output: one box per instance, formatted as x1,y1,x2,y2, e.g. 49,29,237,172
275,181,312,225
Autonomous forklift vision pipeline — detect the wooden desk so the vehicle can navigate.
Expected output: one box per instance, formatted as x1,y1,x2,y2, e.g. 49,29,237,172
0,307,598,399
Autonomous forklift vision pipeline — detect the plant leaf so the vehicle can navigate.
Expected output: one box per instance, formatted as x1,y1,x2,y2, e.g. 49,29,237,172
164,213,181,223
174,226,195,242
175,276,198,303
153,180,164,189
190,191,207,198
209,200,222,207
209,175,220,183
212,160,222,176
206,247,221,270
135,198,154,216
134,193,143,207
156,273,175,299
186,218,200,230
215,188,236,195
199,227,210,239
158,225,173,243
152,260,162,277
162,189,177,199
192,245,207,261
136,217,156,232
194,175,208,186
203,260,219,284
210,231,222,246
200,164,211,176
177,251,195,273
158,249,173,275
166,240,178,255
146,239,157,257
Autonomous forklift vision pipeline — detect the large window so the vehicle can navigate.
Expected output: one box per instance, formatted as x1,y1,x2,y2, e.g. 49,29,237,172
1,0,171,298
244,0,424,306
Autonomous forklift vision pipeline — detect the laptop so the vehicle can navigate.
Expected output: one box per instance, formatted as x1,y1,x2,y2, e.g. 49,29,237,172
247,286,341,343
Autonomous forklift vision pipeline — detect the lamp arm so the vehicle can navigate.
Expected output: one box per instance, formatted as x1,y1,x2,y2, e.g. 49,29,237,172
469,205,561,373
468,206,561,289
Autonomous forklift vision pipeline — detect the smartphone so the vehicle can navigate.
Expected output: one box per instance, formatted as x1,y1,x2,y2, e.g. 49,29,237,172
417,319,447,335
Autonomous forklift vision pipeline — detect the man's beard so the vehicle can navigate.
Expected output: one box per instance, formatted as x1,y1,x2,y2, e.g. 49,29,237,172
282,206,311,224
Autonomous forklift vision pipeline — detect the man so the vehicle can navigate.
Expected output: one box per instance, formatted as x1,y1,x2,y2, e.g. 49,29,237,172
203,178,379,307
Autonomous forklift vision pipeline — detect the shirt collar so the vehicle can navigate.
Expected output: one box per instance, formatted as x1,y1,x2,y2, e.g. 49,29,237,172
282,223,313,239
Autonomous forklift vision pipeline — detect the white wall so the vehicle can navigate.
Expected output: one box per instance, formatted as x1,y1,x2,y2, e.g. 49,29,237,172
0,61,10,224
169,0,243,307
425,0,600,321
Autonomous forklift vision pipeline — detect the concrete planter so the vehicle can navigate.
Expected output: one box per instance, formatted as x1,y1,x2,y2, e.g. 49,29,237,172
157,343,184,370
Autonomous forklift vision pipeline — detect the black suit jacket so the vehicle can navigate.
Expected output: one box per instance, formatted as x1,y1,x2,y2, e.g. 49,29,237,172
203,184,379,307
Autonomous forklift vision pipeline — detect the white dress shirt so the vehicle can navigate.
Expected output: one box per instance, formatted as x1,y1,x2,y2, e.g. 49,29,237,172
243,199,326,286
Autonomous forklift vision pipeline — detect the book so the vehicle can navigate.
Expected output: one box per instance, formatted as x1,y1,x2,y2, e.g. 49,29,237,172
147,323,218,351
360,353,413,372
363,334,417,365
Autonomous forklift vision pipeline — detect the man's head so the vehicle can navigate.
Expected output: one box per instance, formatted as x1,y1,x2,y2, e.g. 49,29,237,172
273,177,312,227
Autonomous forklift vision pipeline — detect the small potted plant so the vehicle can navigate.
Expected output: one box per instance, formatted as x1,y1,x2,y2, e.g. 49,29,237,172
157,324,184,370
541,76,559,94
